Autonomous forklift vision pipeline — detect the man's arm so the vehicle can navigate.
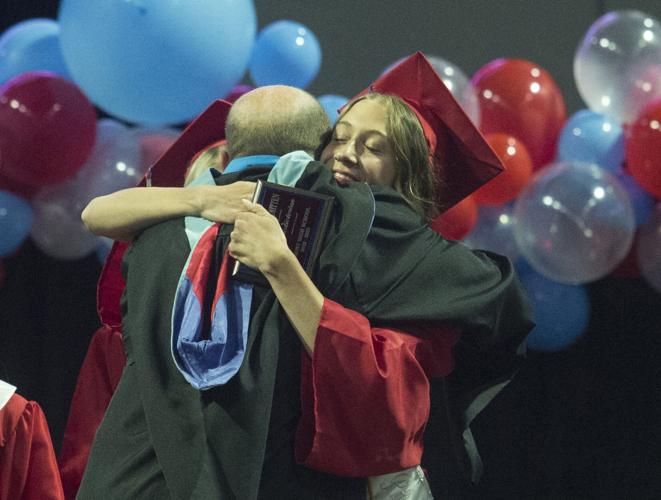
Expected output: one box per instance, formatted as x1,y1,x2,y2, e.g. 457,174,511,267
81,182,255,241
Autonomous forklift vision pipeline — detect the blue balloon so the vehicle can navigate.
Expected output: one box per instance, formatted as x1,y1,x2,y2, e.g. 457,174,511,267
615,169,655,226
249,20,321,88
557,109,624,172
317,94,348,124
517,264,590,351
58,0,256,125
0,190,33,256
0,18,71,84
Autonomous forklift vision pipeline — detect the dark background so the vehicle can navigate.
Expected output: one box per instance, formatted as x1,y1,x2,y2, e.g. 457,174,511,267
1,1,661,498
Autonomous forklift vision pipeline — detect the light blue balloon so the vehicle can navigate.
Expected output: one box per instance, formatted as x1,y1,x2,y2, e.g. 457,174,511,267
58,0,257,125
614,169,655,226
518,264,590,352
249,20,321,88
557,109,624,172
317,94,348,125
0,190,33,256
463,203,520,261
0,18,71,85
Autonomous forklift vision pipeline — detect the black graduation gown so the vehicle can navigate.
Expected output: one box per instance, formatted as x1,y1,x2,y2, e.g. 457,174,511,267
79,161,533,499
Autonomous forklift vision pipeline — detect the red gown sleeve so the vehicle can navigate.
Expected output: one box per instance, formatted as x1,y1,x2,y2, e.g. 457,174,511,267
0,394,64,500
58,325,126,500
296,298,459,477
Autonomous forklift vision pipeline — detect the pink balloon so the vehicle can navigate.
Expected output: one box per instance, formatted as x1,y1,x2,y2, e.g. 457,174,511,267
0,71,97,187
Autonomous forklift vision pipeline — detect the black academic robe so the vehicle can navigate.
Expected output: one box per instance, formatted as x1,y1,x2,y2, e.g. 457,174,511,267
79,161,533,499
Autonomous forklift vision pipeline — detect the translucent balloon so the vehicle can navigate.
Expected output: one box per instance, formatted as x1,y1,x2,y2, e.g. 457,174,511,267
463,203,520,261
472,58,566,169
427,55,480,127
0,18,71,84
317,94,348,125
132,126,181,173
30,180,99,260
249,20,321,88
624,99,661,198
58,0,256,125
71,119,144,201
637,203,661,292
0,189,33,256
0,71,97,187
513,161,635,284
518,264,590,352
557,109,624,172
472,133,533,206
574,10,661,123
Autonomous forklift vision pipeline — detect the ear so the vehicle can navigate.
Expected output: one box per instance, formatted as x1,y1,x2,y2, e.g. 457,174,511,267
218,144,231,172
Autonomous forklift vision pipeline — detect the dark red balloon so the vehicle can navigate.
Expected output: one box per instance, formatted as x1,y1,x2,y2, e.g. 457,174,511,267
625,99,661,198
0,171,40,199
472,59,566,169
0,71,97,187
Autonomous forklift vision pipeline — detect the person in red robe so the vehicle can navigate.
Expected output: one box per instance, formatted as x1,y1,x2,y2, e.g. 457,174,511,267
0,379,64,500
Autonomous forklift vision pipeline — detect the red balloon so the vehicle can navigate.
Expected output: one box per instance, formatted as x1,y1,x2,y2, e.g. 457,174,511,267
430,195,478,241
0,71,97,188
625,99,661,198
472,59,566,169
472,133,533,206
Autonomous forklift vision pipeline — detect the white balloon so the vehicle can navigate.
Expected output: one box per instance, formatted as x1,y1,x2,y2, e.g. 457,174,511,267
463,204,520,261
30,180,98,260
427,55,481,127
513,161,635,284
73,119,143,201
574,10,661,123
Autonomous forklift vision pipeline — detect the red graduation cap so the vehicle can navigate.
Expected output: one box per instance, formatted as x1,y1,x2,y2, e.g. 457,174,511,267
142,99,232,188
355,51,504,211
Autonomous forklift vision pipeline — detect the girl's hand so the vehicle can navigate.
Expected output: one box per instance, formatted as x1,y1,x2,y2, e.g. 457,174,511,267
194,181,256,223
228,199,292,275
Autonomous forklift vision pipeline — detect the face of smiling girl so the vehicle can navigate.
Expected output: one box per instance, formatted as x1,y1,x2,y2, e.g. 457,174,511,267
319,98,399,188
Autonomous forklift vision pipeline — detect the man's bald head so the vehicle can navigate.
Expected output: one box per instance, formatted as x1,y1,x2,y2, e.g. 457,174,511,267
225,85,330,158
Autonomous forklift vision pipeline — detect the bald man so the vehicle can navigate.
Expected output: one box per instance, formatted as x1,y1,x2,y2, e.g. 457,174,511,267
77,87,368,499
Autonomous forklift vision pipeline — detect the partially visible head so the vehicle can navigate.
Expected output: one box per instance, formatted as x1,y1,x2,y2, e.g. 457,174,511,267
184,140,228,186
318,92,438,219
225,85,329,158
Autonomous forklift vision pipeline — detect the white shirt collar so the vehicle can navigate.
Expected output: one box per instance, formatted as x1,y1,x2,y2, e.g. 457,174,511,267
0,379,17,410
